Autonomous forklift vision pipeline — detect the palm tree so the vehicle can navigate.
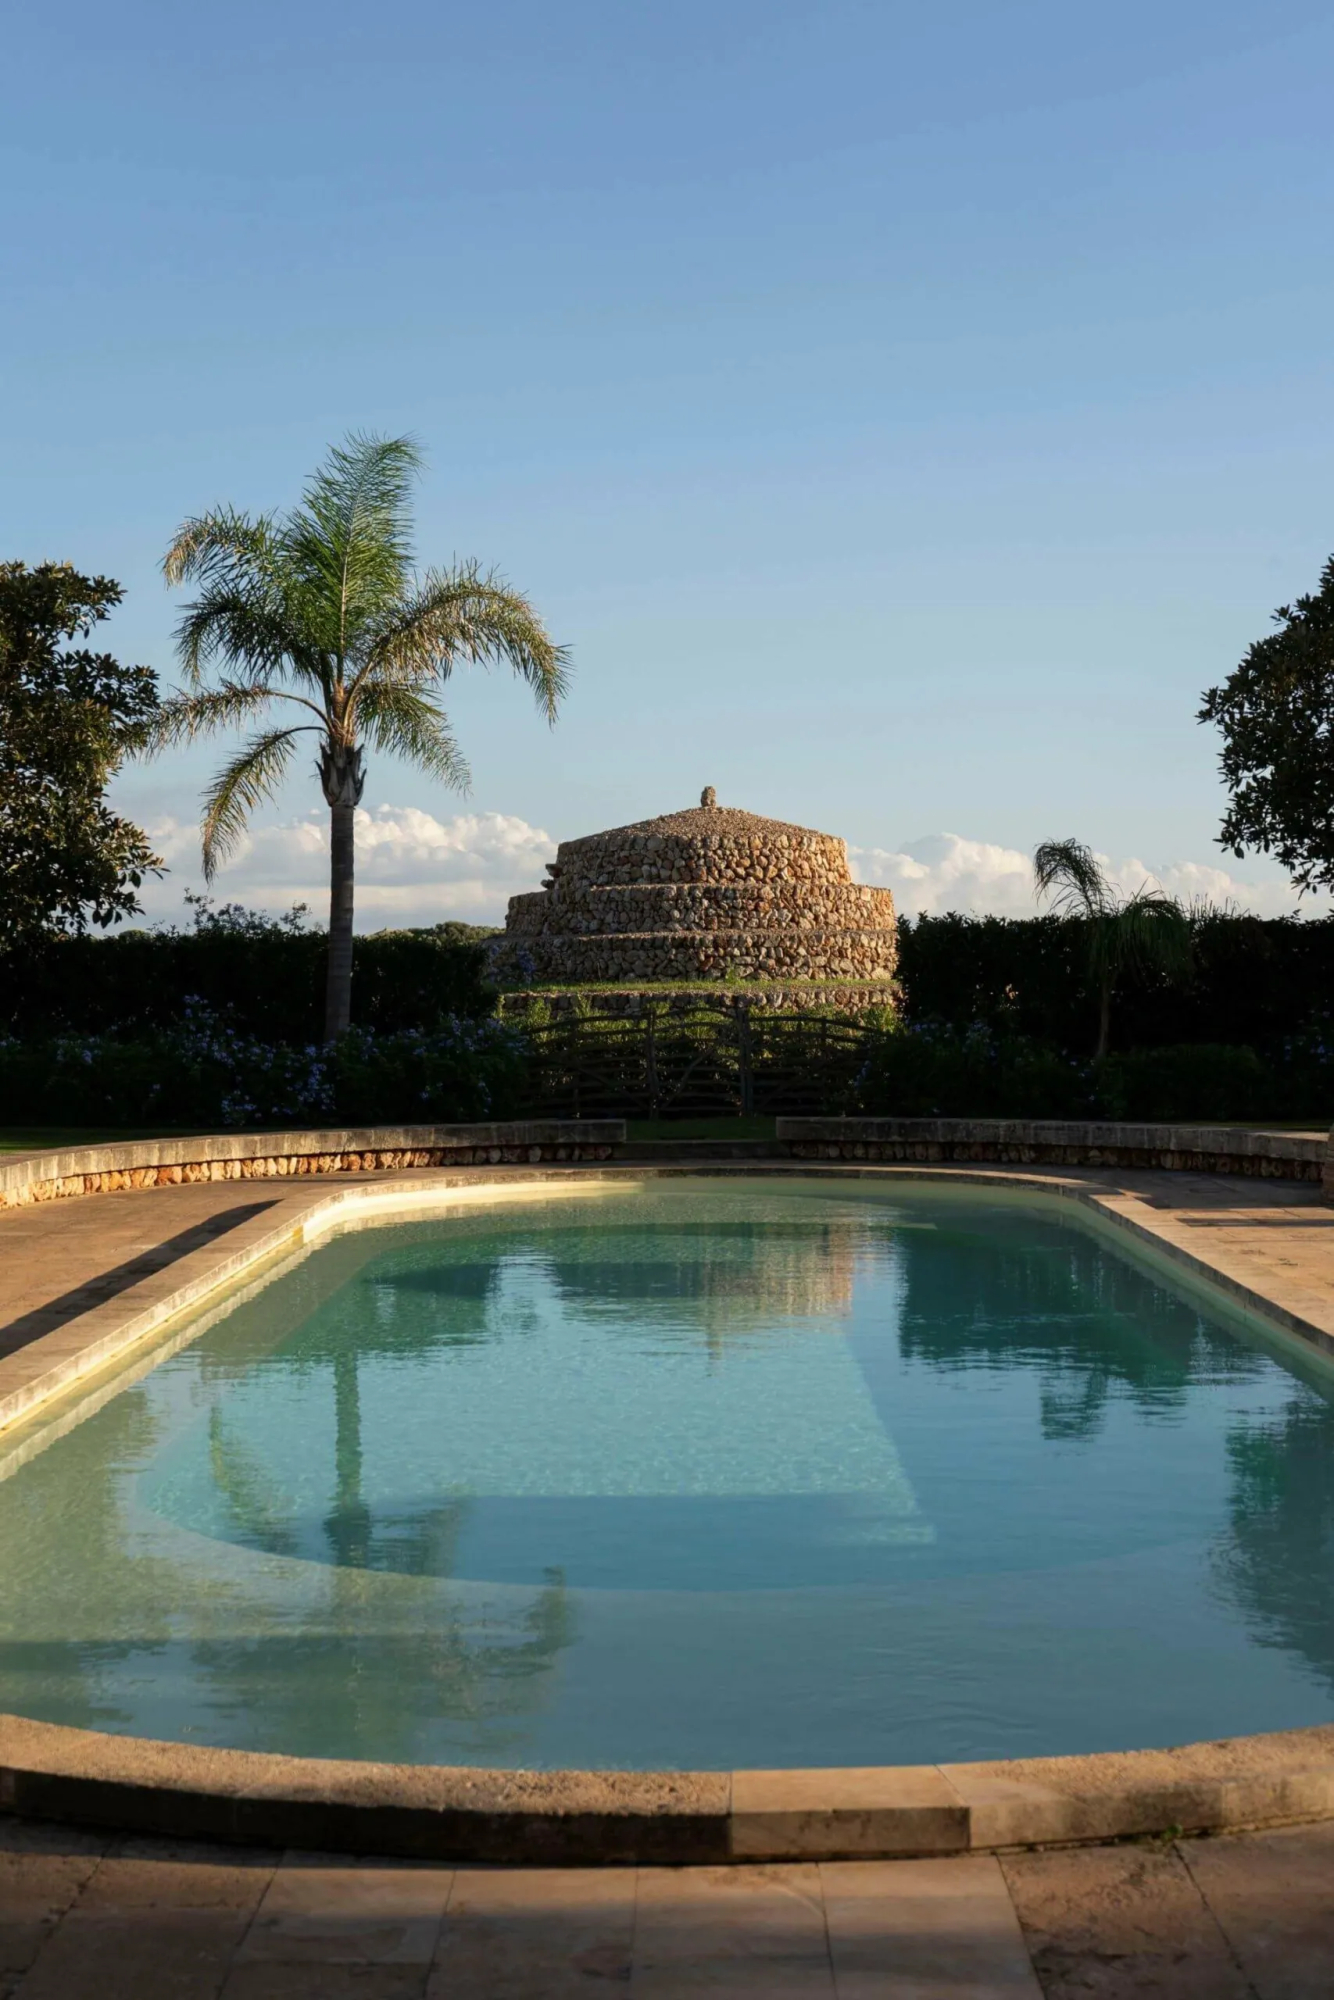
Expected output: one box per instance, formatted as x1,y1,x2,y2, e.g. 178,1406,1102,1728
1033,839,1192,1059
139,433,568,1040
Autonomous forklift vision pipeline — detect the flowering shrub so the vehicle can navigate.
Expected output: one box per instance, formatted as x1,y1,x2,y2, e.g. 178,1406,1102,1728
0,1007,529,1129
327,1018,527,1124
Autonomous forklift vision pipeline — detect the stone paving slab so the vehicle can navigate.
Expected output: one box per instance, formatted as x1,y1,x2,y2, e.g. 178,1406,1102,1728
5,1821,1334,1997
428,1865,635,1997
1001,1841,1254,1998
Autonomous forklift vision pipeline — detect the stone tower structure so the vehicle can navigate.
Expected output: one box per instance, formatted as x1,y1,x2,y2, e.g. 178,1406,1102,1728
489,791,897,998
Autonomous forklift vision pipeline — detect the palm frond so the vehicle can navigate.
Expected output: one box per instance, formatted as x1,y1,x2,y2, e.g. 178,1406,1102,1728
200,725,310,880
1033,838,1112,920
1106,888,1193,983
365,561,570,720
173,579,328,691
354,681,471,790
162,508,281,588
287,434,422,661
137,680,286,753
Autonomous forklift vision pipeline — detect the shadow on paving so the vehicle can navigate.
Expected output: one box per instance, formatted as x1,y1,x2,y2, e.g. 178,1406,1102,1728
0,1203,278,1357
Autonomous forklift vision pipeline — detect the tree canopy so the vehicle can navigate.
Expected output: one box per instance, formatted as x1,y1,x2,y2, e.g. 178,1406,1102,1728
1033,838,1191,1057
140,432,567,1040
1200,556,1334,894
0,562,160,943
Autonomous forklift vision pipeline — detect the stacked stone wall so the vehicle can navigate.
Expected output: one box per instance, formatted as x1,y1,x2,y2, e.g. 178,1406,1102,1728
506,881,894,938
489,805,899,996
497,985,898,1019
557,824,847,887
0,1125,622,1211
494,928,897,985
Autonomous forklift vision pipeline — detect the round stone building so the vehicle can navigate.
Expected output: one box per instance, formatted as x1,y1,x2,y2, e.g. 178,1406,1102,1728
489,789,897,1002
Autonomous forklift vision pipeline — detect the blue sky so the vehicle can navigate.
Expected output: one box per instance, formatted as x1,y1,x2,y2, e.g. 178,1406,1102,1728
5,0,1333,923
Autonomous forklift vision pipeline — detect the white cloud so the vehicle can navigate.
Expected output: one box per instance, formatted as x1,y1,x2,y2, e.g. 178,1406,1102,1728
135,808,1326,931
851,832,1325,920
140,805,554,928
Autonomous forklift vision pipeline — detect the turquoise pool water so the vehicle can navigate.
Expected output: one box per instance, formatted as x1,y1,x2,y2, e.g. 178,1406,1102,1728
1,1178,1333,1769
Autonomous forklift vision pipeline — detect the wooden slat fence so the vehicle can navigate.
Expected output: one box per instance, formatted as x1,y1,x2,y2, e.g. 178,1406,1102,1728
518,1003,888,1119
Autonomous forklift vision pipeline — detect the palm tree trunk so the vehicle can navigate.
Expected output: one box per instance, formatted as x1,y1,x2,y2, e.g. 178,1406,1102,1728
324,1348,370,1568
325,798,356,1041
320,741,365,1042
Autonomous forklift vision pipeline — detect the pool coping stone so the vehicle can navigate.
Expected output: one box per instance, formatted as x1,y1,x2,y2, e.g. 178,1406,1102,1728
3,1713,1334,1865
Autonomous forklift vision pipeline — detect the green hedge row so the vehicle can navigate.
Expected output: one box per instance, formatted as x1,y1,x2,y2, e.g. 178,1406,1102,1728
6,907,1334,1056
860,1025,1333,1123
0,905,498,1040
897,911,1334,1054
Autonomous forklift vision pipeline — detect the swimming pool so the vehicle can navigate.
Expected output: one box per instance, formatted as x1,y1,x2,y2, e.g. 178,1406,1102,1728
1,1177,1331,1770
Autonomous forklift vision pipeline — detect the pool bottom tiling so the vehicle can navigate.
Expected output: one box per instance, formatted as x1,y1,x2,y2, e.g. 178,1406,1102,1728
0,1178,1331,1771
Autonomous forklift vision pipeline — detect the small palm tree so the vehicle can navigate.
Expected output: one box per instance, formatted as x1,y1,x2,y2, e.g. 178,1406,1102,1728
139,433,568,1040
1034,839,1192,1059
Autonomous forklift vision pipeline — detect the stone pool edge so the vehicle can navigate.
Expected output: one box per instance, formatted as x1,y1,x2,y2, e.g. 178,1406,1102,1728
5,1155,1334,1861
3,1711,1334,1863
5,1156,1332,1439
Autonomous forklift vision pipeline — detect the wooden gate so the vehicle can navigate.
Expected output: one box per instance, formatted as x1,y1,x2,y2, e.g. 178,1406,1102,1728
519,1003,884,1119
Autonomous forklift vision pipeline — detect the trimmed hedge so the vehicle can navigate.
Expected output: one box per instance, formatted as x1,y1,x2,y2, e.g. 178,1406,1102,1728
7,906,1333,1056
858,1024,1334,1123
0,905,499,1040
896,911,1334,1054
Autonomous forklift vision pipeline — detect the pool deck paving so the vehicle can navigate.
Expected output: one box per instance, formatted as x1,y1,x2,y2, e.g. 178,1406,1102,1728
2,1159,1334,1989
6,1814,1334,1997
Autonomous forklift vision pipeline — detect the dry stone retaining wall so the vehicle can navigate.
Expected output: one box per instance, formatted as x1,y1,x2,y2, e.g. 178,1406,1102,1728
498,985,897,1019
489,802,899,993
776,1118,1331,1185
0,1124,623,1211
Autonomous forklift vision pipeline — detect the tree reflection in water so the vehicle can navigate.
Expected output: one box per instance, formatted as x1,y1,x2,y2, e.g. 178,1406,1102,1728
895,1221,1264,1441
1213,1387,1334,1696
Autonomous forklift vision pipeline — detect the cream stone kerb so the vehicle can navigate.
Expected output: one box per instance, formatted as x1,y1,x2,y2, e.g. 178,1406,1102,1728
1,1710,1333,1866
4,1153,1334,1862
0,1120,625,1212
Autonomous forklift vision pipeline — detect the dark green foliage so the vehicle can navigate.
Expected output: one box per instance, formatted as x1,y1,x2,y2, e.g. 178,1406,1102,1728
0,1013,528,1130
1096,1043,1274,1123
0,899,499,1041
896,911,1334,1055
1033,837,1192,1056
858,1026,1095,1119
1201,556,1334,892
858,1024,1334,1123
0,562,160,940
328,1022,526,1126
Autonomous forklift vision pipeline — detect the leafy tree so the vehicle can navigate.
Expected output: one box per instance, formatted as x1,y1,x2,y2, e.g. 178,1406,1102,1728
1199,556,1334,893
0,561,160,943
139,433,568,1041
1033,839,1192,1058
